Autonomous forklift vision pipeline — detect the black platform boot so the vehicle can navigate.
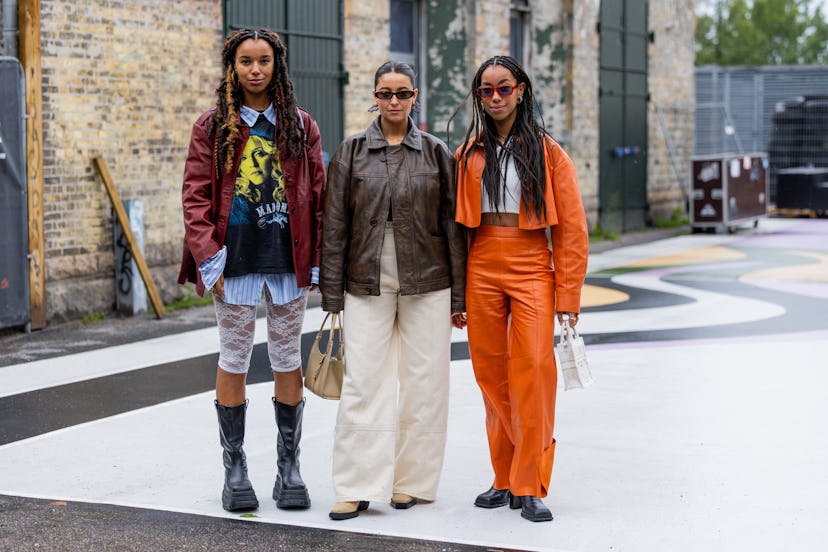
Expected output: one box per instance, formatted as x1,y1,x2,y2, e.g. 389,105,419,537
215,400,259,511
272,398,311,509
510,494,553,522
475,486,511,508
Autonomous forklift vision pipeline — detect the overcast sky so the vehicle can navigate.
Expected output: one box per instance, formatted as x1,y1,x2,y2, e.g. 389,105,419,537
696,0,827,16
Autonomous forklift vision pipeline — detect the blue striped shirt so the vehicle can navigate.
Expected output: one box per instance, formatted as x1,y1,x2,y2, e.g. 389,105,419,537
198,104,318,306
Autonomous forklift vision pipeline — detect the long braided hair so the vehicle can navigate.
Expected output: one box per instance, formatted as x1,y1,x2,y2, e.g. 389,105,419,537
210,28,304,177
454,55,549,221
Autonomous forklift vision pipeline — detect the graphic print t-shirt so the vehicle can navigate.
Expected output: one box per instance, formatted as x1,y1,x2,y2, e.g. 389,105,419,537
224,114,294,277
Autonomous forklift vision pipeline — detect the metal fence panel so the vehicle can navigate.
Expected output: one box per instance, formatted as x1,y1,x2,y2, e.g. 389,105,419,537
695,65,828,201
0,56,29,330
695,65,828,155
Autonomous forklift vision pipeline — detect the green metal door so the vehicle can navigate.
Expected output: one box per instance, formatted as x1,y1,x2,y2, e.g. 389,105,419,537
224,0,345,157
598,0,649,233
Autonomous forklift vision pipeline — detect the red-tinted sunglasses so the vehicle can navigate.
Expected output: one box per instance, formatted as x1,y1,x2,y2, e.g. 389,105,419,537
476,84,519,99
373,89,416,100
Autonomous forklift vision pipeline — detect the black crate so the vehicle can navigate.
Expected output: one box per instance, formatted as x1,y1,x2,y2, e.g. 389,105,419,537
776,167,828,210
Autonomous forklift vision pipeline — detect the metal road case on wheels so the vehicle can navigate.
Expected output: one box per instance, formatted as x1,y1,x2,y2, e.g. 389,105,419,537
691,153,769,233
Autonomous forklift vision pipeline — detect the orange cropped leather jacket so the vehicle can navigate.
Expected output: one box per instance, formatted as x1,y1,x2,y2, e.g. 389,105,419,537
454,135,589,313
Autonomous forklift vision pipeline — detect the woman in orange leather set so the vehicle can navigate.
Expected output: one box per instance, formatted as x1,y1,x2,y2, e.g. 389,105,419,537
453,55,589,522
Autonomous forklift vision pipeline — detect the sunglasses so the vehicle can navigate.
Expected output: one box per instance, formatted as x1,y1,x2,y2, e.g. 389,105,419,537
374,89,416,100
476,84,519,99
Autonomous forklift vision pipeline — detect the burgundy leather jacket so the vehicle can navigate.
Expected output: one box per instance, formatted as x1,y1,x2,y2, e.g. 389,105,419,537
178,107,325,295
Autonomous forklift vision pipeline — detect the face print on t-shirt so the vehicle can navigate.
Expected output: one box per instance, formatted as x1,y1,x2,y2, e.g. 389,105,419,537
232,129,289,229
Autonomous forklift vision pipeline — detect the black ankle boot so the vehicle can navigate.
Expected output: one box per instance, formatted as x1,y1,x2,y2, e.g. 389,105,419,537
215,400,259,511
475,486,511,508
272,398,310,509
510,494,553,522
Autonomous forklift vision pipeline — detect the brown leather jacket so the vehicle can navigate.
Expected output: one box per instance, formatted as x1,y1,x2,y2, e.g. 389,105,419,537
320,117,466,313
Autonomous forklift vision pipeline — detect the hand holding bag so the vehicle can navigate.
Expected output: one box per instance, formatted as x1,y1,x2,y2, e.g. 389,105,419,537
304,312,345,400
556,318,594,391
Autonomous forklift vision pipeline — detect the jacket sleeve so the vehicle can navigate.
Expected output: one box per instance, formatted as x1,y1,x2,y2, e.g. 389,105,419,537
182,120,221,268
546,138,589,313
437,141,467,313
303,111,326,269
319,142,351,313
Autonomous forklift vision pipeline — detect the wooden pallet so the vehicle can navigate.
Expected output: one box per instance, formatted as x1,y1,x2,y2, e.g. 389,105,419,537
768,206,819,218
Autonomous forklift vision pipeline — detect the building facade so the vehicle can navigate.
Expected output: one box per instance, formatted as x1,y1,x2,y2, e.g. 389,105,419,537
0,0,694,324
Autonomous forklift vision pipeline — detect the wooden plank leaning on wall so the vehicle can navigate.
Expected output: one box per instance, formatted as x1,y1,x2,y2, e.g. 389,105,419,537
19,0,46,329
93,157,166,319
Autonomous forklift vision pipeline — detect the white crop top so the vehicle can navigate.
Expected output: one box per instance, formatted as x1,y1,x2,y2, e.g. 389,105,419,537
481,148,520,214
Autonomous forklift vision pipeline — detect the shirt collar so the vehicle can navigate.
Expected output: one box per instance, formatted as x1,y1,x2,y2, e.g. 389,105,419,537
240,104,275,127
366,116,422,151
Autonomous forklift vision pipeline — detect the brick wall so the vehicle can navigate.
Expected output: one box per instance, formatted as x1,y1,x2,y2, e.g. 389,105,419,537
570,0,601,229
565,1,696,229
342,0,389,137
648,0,696,220
39,0,222,320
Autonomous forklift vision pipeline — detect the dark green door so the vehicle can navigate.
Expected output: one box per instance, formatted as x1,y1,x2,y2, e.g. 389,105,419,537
224,0,345,157
599,0,649,233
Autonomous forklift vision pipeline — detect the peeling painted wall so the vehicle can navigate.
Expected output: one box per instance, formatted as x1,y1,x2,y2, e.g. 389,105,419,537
527,0,568,145
471,0,510,66
426,0,468,147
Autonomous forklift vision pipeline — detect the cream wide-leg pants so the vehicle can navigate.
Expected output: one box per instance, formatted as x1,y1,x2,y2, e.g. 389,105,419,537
332,225,451,503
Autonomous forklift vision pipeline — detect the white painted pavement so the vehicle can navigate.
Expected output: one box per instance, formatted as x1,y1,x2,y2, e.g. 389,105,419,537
2,219,827,551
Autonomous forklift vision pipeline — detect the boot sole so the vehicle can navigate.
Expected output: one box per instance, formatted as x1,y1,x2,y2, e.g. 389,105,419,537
521,510,553,522
274,486,311,509
222,487,259,511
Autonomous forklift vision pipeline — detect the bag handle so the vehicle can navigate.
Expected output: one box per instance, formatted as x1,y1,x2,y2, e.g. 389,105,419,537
314,311,344,358
559,314,580,343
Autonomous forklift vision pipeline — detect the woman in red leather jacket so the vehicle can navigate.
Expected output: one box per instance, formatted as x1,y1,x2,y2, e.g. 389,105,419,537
178,28,325,513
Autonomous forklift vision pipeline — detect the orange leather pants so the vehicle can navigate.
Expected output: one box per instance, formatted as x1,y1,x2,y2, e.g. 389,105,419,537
466,225,557,498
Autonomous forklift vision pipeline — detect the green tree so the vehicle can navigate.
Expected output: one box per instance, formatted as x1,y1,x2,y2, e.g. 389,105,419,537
696,0,828,65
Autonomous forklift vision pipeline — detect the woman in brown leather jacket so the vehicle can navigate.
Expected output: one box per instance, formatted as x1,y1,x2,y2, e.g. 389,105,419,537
320,61,466,520
179,28,325,513
454,55,589,522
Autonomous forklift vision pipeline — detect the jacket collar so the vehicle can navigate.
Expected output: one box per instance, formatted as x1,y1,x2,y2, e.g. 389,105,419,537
366,116,423,151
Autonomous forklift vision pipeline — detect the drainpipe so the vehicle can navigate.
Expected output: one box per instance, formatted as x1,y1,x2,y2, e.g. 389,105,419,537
2,0,18,57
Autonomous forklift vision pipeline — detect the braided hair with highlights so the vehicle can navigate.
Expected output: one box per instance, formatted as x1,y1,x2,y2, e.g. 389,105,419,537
211,28,304,176
454,55,549,222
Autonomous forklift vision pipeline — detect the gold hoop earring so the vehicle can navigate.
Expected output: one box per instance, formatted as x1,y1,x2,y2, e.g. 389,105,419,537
517,96,524,104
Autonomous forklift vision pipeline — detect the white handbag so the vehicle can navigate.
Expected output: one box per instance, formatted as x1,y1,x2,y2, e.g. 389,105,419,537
556,319,594,390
